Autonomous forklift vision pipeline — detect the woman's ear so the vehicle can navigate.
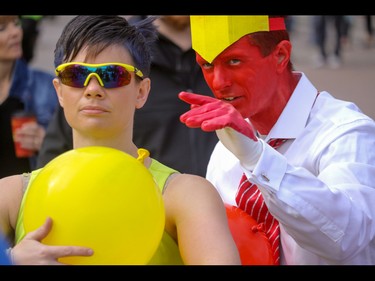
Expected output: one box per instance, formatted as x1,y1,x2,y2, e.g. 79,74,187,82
53,78,65,107
274,40,292,73
135,78,151,109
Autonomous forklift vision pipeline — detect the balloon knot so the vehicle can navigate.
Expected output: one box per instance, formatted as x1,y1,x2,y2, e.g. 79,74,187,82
252,223,265,233
137,148,150,163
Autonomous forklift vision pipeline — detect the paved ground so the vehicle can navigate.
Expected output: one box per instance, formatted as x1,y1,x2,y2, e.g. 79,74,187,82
31,16,375,120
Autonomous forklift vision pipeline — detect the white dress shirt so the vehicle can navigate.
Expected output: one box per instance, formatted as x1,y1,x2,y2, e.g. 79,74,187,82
206,72,375,265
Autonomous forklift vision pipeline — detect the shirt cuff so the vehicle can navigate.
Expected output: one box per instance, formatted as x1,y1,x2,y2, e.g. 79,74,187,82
244,142,288,192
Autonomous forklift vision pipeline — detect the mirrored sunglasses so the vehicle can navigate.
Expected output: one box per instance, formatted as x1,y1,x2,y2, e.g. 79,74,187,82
55,62,144,89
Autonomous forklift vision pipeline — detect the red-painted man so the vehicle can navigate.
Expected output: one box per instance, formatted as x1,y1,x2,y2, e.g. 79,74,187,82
180,15,375,265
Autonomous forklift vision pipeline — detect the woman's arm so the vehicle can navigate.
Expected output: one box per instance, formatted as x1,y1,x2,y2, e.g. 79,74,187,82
0,175,24,240
0,175,93,265
163,173,241,265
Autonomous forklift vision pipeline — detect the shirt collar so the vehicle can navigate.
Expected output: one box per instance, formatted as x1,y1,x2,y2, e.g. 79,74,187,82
265,72,318,142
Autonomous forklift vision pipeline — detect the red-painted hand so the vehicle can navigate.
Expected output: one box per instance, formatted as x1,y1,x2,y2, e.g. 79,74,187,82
179,92,263,170
179,91,257,141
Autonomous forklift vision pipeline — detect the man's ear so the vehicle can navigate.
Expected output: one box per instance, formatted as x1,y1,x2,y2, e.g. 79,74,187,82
53,78,65,107
135,78,151,109
274,40,292,73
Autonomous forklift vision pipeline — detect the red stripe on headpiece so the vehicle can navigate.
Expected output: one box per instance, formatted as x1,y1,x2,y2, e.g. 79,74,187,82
269,17,286,31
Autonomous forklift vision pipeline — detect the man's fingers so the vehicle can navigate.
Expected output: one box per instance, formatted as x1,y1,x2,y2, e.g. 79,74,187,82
178,91,216,106
180,104,228,128
180,97,229,124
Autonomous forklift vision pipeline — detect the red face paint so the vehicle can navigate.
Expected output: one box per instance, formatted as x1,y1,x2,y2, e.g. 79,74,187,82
196,36,278,122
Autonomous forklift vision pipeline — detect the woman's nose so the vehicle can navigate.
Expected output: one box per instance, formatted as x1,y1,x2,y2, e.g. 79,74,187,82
84,76,106,98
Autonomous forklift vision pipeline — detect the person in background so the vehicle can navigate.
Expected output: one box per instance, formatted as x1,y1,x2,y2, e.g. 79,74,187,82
36,15,217,177
0,15,58,178
364,15,374,48
313,15,346,69
179,15,375,264
0,15,240,265
20,15,43,64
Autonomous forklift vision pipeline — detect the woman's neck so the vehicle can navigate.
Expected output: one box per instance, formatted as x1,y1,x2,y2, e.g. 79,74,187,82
73,135,141,162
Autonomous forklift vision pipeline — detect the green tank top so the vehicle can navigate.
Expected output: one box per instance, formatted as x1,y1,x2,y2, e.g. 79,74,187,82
15,151,184,265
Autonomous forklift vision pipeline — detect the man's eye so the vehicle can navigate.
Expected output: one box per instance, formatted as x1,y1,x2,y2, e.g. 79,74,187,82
201,63,212,69
228,59,240,65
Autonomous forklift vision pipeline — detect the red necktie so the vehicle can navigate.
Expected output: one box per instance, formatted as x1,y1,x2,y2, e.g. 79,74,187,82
235,138,287,265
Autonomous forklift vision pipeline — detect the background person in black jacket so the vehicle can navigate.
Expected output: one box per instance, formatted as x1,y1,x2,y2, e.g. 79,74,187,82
36,16,217,177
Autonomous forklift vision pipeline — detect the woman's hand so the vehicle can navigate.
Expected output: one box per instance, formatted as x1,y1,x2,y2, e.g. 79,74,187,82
11,217,94,265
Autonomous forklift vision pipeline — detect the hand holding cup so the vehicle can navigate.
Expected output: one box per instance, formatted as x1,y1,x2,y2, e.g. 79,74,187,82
11,111,44,157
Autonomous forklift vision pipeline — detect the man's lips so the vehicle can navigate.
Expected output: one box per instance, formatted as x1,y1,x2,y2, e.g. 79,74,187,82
218,96,241,102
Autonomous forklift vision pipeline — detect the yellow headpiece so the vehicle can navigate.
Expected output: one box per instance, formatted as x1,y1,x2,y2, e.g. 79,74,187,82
190,16,286,63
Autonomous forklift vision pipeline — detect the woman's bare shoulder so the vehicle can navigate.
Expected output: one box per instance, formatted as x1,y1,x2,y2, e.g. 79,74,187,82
0,174,24,192
0,175,24,189
163,173,222,208
167,173,216,192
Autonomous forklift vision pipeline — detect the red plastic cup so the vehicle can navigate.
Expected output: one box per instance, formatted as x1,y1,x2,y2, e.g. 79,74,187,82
11,111,37,158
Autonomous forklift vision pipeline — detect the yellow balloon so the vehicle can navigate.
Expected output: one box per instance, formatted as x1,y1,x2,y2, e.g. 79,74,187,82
23,146,165,265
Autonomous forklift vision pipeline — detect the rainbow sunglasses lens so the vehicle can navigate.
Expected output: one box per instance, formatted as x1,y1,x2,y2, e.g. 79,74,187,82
55,63,144,89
